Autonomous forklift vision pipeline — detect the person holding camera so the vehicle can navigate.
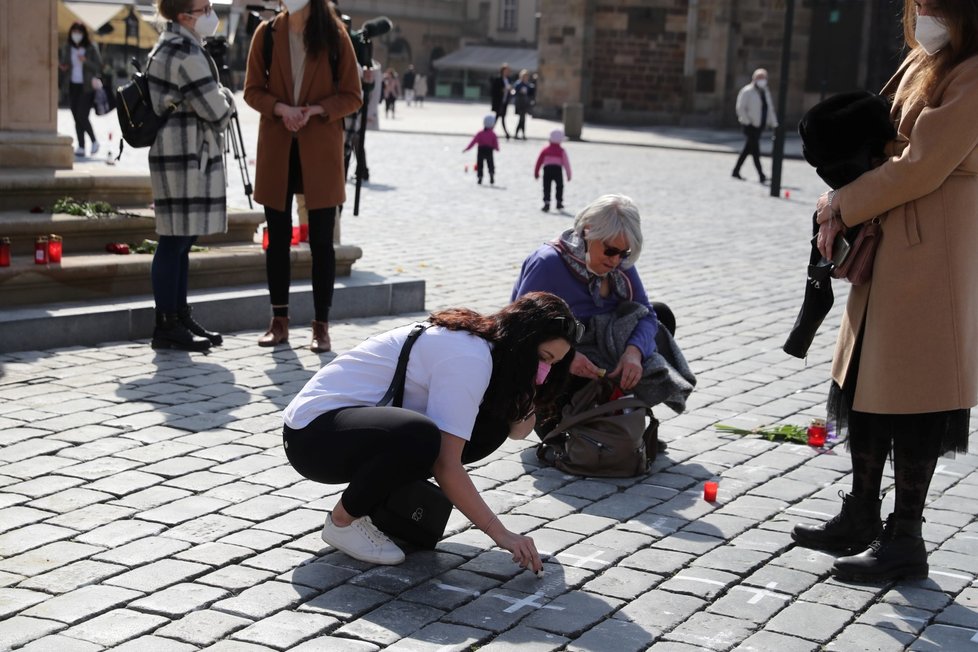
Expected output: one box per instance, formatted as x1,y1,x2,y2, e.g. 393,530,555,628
244,0,362,352
791,0,978,584
145,0,235,351
283,291,578,568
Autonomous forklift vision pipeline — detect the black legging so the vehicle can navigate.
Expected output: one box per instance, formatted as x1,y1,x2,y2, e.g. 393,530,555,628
264,140,336,322
733,125,763,178
542,165,563,204
69,82,95,148
284,406,442,518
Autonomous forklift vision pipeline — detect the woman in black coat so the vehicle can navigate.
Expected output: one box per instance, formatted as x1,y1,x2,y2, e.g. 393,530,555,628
490,63,511,140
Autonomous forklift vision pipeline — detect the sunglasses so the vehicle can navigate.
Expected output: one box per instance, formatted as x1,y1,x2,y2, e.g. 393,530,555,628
602,244,631,260
555,317,585,344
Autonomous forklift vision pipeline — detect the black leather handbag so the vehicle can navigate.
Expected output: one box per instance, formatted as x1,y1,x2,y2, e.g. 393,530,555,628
368,323,453,549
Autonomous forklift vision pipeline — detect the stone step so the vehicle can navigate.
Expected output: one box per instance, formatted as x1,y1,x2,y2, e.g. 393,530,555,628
0,242,362,307
0,208,265,256
0,272,426,354
0,167,153,212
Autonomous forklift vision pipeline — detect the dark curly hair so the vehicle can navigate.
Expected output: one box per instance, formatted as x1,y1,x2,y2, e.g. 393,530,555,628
428,292,579,423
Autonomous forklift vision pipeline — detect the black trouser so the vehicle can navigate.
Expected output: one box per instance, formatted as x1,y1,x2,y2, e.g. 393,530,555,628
542,164,563,204
733,125,763,178
476,146,495,181
69,82,95,148
494,104,509,138
264,140,336,322
283,407,442,518
151,235,197,313
515,111,527,139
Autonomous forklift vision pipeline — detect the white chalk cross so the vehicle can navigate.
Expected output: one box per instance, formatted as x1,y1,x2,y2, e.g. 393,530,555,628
492,591,565,614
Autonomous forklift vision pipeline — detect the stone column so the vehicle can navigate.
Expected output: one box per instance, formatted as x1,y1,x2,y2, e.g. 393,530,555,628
0,0,73,169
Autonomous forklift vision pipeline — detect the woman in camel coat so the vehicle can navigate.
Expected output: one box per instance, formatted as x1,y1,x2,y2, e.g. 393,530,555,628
792,0,978,584
244,0,361,352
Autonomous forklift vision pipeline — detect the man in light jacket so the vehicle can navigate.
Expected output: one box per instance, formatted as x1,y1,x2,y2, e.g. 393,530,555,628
732,68,778,183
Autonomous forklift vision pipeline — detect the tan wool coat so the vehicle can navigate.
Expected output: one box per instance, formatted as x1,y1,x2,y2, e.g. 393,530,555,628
833,54,978,414
243,12,362,212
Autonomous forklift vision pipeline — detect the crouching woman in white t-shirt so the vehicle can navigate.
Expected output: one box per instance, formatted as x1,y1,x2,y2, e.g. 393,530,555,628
283,291,580,572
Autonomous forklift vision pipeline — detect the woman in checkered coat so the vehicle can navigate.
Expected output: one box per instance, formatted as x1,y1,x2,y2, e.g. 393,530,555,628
146,0,235,351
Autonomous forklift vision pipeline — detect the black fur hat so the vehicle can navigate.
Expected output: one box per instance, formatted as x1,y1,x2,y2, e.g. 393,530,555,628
798,91,897,189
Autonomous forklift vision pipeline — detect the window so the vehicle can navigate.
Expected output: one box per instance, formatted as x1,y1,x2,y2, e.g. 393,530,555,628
500,0,518,32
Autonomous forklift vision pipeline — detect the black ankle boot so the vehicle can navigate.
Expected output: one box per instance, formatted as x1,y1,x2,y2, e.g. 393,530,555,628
178,306,222,346
791,491,882,552
152,311,211,352
832,514,928,583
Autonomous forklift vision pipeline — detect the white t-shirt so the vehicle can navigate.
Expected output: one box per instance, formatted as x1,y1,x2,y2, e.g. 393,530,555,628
284,324,494,439
71,46,85,84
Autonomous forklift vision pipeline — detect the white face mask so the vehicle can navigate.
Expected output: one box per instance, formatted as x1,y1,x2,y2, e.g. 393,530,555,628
282,0,310,13
915,15,950,55
71,32,83,45
194,10,220,37
755,78,768,89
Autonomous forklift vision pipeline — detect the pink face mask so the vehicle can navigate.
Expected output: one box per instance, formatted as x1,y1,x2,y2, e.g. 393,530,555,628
535,361,552,385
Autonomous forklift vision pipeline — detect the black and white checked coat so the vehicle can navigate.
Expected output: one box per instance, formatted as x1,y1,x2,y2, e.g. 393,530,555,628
147,22,234,236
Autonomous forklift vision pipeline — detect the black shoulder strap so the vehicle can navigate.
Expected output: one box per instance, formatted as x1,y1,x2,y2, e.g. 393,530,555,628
376,323,430,408
263,18,275,79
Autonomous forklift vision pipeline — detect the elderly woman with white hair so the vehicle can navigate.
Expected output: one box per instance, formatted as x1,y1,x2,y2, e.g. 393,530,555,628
511,194,695,429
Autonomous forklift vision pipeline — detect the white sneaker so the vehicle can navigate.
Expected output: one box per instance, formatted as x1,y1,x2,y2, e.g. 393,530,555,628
321,514,405,565
90,141,100,155
74,147,84,157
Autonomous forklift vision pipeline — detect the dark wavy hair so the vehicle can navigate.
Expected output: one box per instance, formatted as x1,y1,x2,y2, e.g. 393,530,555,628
898,0,978,107
67,21,92,48
428,292,579,423
303,0,343,62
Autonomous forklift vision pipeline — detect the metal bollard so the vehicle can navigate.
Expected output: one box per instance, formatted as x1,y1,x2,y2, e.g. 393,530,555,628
563,102,583,141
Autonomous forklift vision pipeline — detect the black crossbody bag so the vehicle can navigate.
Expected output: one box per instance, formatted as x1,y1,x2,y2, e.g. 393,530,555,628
368,323,454,549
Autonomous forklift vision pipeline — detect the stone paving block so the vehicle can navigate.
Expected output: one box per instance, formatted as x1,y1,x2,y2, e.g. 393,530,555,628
23,584,143,624
75,518,165,548
86,470,166,497
458,549,536,582
162,470,238,492
663,611,757,650
128,582,230,618
163,514,254,543
197,564,277,592
729,526,795,554
209,453,283,478
855,602,933,635
282,560,360,593
689,543,772,575
619,547,693,576
214,579,318,620
251,507,324,537
0,438,70,462
565,615,659,651
138,495,231,526
289,636,380,651
92,535,192,565
241,546,315,574
824,623,917,651
189,443,262,463
44,503,135,532
619,512,685,539
0,541,103,577
526,528,588,561
623,481,680,503
0,523,76,556
299,584,391,621
546,513,618,537
0,427,52,447
399,569,500,611
154,608,254,647
511,493,590,520
232,610,339,648
56,439,140,464
334,600,446,646
4,475,85,498
105,558,211,593
881,584,953,613
651,531,723,556
480,626,571,651
235,464,302,489
0,505,55,533
682,512,756,541
208,480,305,505
765,600,853,644
522,589,622,636
582,492,660,521
174,541,253,567
798,581,880,612
927,548,978,575
613,589,705,632
718,495,790,522
582,566,663,600
0,587,49,618
384,621,490,651
110,485,194,510
442,588,559,633
770,546,836,577
219,527,293,552
912,623,978,651
220,494,304,521
732,630,820,652
26,487,114,514
17,560,126,594
58,608,169,647
0,616,66,650
659,567,740,600
580,526,654,554
348,552,466,595
107,635,198,652
138,456,216,478
15,634,104,652
494,474,571,501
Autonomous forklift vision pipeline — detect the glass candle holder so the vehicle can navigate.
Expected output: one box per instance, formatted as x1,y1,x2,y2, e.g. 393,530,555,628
34,236,49,265
0,237,10,267
704,481,718,502
807,419,827,447
48,234,63,263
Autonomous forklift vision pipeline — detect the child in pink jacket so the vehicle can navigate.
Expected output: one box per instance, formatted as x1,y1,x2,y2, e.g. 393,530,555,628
463,114,501,185
534,129,572,211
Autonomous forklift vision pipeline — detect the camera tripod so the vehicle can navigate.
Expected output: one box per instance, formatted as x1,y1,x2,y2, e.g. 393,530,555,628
224,109,254,209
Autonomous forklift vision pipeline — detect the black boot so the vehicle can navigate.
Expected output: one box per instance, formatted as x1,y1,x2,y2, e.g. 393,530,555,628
832,514,928,583
178,305,223,346
791,491,882,552
152,311,211,352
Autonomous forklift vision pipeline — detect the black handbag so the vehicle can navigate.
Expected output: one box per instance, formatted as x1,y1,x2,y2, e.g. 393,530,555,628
115,54,176,153
368,323,454,549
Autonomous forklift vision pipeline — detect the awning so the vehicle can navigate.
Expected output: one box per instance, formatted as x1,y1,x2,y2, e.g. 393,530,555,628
432,46,537,74
61,2,161,49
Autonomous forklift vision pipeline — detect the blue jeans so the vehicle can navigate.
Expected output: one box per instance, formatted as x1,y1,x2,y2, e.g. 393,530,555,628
151,235,197,313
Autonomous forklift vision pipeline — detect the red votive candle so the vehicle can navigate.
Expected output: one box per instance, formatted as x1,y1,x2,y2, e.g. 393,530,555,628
0,237,10,267
808,419,827,447
299,224,309,242
291,226,300,246
34,236,49,265
262,228,269,251
48,234,63,263
704,481,718,502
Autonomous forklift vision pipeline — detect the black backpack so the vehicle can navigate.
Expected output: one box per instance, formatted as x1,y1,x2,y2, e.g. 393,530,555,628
115,53,176,151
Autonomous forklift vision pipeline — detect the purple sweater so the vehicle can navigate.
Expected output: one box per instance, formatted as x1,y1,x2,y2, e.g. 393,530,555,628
511,243,659,356
463,128,500,152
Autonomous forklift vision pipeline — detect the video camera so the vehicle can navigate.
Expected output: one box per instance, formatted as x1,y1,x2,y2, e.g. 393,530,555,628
346,16,392,69
202,35,231,87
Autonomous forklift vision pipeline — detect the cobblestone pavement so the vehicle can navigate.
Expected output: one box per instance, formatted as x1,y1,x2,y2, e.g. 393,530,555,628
0,100,975,651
